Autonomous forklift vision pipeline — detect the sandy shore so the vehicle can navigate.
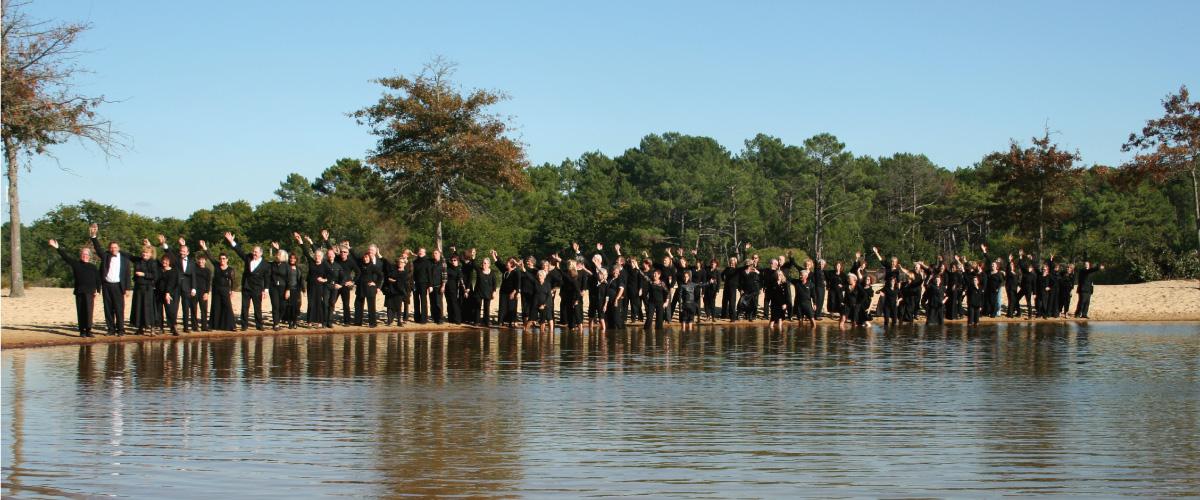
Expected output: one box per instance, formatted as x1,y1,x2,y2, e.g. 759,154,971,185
2,280,1198,349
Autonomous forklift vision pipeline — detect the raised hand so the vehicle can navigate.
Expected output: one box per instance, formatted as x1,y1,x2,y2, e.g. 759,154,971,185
198,240,208,251
320,229,330,241
981,243,988,253
744,242,752,250
572,242,580,253
157,234,166,245
88,223,98,238
48,239,59,249
224,231,234,243
292,232,302,243
270,241,280,250
690,248,698,255
178,236,187,247
304,235,313,245
596,242,604,251
613,243,620,254
142,238,151,248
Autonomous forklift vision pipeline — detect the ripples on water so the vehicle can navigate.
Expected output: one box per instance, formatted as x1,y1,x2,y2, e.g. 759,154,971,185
3,322,1198,498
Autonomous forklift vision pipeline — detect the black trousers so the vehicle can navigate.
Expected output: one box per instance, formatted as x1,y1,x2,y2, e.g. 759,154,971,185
197,298,210,330
463,294,479,324
269,285,285,326
413,284,429,323
947,288,962,319
644,301,664,329
740,292,759,320
241,290,264,329
1019,289,1034,317
627,290,643,321
323,288,338,327
178,292,196,330
926,303,944,325
101,282,126,333
355,287,378,326
1075,292,1092,318
337,287,353,324
967,304,982,325
445,288,462,323
1006,288,1020,317
703,289,717,319
157,291,179,330
521,292,535,323
285,288,301,325
429,287,443,323
721,286,738,320
74,292,95,336
814,287,826,317
479,296,493,326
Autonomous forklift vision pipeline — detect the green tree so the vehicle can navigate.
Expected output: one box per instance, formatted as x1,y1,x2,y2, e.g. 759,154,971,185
349,57,530,251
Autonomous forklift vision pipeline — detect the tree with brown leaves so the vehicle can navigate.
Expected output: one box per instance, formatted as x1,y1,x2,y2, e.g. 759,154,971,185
1122,85,1200,254
350,57,530,252
986,129,1083,255
2,0,123,297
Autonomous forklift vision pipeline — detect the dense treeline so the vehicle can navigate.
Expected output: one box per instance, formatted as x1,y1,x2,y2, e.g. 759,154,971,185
5,129,1198,289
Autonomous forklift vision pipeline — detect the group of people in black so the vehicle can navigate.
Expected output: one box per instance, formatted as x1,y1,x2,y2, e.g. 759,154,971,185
51,224,1105,338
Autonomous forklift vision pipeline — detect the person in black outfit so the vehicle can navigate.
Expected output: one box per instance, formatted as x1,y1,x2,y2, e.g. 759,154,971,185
826,262,845,319
499,257,521,327
766,270,791,329
880,275,899,326
606,264,627,330
925,275,946,325
945,262,964,320
155,254,181,335
532,269,554,330
444,254,465,324
430,250,446,324
281,252,303,329
411,247,433,323
48,239,101,337
160,236,199,332
811,259,827,319
199,241,237,331
644,269,669,329
839,273,860,327
353,252,381,327
739,262,763,321
559,261,585,330
226,232,270,331
1074,262,1104,319
672,269,708,331
1004,257,1021,318
350,242,387,325
965,274,985,326
721,257,741,321
193,253,212,331
475,255,500,327
1058,264,1076,318
460,248,479,325
324,248,343,328
299,234,329,327
519,257,539,329
89,223,138,336
130,245,159,335
267,244,291,330
383,256,413,326
1037,263,1057,319
1018,261,1037,319
699,259,720,322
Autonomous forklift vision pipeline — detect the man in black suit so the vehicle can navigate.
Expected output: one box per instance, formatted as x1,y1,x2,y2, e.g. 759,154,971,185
160,235,199,332
49,238,101,337
1074,261,1104,319
320,230,360,325
349,241,386,326
411,247,433,323
89,223,135,336
226,232,270,331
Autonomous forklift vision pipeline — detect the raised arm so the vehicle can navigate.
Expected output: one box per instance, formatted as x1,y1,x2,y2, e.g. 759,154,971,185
225,232,249,261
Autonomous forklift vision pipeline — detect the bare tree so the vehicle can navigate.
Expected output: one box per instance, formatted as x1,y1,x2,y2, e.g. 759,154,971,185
2,0,124,296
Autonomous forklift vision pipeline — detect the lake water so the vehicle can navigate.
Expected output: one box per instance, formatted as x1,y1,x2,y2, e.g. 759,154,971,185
3,322,1198,498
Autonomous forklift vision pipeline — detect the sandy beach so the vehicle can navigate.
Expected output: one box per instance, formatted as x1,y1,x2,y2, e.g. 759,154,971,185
2,280,1198,349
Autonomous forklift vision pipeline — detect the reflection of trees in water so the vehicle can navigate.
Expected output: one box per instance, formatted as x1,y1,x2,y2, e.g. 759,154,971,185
369,330,524,497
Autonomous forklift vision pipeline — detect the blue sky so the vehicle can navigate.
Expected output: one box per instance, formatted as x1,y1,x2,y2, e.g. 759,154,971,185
7,0,1198,222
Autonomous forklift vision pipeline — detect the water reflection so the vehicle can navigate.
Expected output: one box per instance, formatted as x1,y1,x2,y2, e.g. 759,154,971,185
4,322,1199,497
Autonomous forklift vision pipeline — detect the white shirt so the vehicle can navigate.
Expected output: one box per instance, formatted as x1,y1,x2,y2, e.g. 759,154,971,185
105,254,122,283
249,258,261,272
180,257,189,272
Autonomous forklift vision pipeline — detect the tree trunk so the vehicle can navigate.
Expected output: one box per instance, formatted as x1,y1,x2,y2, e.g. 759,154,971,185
1191,167,1199,256
1037,195,1045,256
813,181,823,261
5,138,25,297
435,188,443,253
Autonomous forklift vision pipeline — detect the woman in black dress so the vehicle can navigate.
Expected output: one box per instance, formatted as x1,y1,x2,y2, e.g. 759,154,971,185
643,269,668,330
500,257,521,328
855,274,874,327
155,254,181,335
925,275,946,325
203,242,237,331
966,274,985,326
299,235,327,326
593,268,610,331
474,256,499,327
283,253,303,329
520,257,538,329
839,273,859,328
880,275,899,326
130,245,159,335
